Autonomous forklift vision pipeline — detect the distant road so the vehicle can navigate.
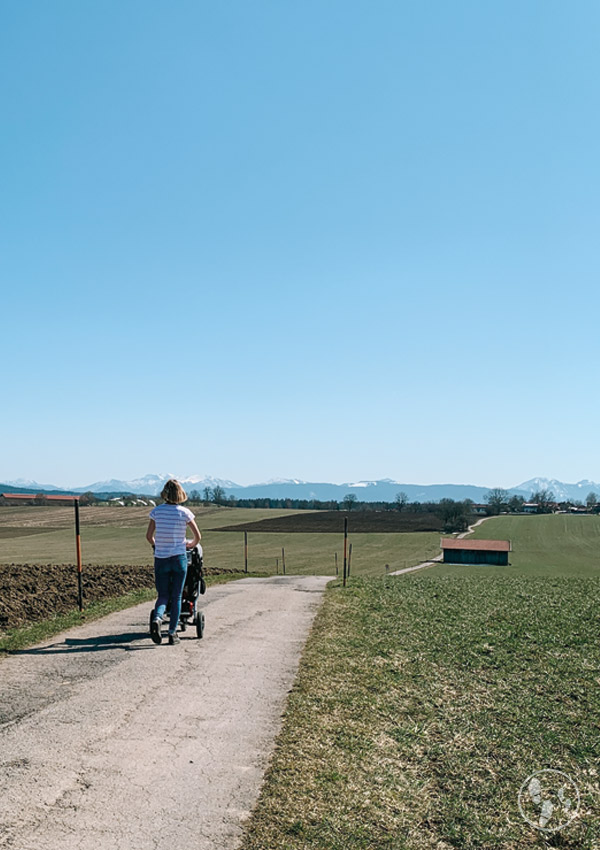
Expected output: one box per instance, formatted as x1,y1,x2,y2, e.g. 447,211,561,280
0,575,329,850
457,515,494,538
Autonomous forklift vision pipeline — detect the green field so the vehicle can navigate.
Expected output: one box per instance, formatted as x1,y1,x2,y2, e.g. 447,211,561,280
2,509,600,578
241,574,600,849
429,514,600,577
237,513,600,848
0,506,440,575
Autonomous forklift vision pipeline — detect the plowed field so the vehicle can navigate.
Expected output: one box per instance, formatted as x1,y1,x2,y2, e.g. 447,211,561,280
0,563,231,632
215,510,443,534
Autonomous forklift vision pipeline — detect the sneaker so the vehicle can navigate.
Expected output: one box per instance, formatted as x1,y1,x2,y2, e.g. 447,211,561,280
151,618,162,645
168,633,180,646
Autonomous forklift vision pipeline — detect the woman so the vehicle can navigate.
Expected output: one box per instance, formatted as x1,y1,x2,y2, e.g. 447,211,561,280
146,479,201,645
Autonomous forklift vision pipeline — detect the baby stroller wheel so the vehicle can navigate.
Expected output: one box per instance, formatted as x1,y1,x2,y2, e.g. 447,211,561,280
149,609,156,633
195,611,205,639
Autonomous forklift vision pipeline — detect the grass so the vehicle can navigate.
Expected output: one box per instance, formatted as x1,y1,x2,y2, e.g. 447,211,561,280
0,571,250,655
205,530,441,577
0,505,441,575
240,575,600,849
430,514,600,577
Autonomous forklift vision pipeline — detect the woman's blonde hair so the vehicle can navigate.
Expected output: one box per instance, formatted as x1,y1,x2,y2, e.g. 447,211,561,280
161,479,188,504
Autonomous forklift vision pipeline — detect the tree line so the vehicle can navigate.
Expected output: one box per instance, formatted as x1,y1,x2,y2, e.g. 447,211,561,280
187,488,474,532
6,486,597,533
484,487,600,515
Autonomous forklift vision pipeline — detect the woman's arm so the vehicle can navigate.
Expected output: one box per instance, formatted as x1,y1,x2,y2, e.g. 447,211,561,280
146,519,156,546
186,519,202,549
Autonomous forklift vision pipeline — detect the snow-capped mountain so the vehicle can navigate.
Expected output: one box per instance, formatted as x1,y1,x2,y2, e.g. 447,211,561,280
4,478,62,491
262,478,308,486
3,474,600,502
69,474,239,495
515,478,600,501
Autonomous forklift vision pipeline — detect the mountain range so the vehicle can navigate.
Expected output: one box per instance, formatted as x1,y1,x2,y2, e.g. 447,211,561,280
2,474,600,503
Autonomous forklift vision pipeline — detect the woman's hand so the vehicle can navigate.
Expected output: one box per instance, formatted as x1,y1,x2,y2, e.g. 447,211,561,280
186,519,202,549
146,519,156,547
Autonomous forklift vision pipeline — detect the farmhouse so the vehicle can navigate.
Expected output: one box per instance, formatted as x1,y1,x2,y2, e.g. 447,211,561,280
441,537,511,566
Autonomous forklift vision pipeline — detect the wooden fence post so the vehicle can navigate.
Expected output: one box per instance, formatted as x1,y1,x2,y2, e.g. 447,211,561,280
74,499,83,611
343,517,348,587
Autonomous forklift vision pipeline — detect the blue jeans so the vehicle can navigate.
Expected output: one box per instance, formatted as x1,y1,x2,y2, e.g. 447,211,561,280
154,554,187,634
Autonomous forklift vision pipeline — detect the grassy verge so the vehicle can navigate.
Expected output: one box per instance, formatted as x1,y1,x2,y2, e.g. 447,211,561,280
0,572,250,655
241,575,600,850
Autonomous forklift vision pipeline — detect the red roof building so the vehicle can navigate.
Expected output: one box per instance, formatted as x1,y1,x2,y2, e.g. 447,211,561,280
441,537,511,565
0,493,79,506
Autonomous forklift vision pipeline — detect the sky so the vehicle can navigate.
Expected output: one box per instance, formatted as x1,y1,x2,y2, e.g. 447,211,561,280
2,1,600,489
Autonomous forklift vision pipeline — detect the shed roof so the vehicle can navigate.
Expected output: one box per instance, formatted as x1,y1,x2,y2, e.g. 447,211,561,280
1,493,79,500
441,538,511,552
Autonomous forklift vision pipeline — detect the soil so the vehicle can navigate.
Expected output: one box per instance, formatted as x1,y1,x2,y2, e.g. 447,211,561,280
214,510,443,534
0,563,235,632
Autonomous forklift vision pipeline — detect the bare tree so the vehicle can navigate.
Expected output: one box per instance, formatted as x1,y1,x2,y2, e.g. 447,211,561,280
342,493,358,510
212,485,226,505
484,488,509,515
395,492,408,512
530,489,555,513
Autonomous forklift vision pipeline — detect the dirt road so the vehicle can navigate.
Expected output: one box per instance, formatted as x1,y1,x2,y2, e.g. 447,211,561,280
0,575,330,850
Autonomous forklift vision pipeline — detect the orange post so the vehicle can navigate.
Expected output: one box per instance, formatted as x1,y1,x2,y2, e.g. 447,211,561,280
74,498,83,610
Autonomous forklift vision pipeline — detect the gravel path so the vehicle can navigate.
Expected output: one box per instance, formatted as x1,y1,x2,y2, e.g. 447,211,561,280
389,557,442,576
0,575,330,850
457,514,494,538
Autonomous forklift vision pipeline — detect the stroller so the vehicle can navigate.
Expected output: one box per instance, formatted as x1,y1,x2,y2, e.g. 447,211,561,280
149,544,206,639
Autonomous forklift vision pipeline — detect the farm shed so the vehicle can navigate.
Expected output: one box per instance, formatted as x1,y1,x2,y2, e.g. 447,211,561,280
0,493,79,507
0,493,42,506
441,538,511,566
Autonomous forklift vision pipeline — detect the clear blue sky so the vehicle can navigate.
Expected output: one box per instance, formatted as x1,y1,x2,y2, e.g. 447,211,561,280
2,1,599,488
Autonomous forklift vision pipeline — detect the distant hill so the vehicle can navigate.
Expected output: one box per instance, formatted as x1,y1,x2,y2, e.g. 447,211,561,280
0,483,79,496
2,474,599,503
222,480,498,503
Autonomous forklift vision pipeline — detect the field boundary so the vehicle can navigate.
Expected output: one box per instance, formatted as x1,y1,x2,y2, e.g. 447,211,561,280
389,555,442,575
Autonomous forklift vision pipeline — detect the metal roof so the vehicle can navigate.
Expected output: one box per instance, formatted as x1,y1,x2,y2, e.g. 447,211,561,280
441,538,511,552
1,493,79,500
